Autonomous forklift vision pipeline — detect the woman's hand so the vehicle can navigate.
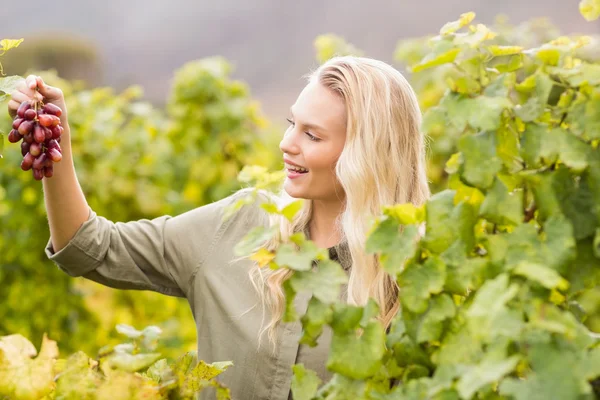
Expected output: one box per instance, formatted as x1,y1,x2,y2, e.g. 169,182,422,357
8,75,68,127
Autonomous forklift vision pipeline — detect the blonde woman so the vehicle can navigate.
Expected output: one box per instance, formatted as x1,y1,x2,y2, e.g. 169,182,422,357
8,56,430,399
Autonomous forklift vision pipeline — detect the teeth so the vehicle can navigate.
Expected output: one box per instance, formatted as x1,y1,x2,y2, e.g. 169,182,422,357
285,163,308,173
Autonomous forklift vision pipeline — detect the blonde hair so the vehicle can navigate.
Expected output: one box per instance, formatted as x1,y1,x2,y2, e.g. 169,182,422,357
249,55,431,347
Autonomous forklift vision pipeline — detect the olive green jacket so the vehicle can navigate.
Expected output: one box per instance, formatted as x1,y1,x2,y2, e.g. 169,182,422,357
45,189,351,400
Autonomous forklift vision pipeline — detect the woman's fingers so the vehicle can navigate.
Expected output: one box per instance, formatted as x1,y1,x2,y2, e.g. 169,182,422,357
10,89,30,103
25,75,37,90
7,99,20,118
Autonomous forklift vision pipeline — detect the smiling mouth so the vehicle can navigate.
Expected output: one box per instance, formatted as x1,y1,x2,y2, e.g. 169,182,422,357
285,163,309,173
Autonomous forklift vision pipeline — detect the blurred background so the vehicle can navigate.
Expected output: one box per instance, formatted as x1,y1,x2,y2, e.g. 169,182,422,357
1,0,598,120
1,1,599,362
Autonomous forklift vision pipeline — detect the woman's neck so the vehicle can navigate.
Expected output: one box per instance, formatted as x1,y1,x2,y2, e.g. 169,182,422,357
309,198,345,249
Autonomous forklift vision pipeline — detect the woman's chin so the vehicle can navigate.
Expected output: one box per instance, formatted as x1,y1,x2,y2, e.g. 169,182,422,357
283,180,306,198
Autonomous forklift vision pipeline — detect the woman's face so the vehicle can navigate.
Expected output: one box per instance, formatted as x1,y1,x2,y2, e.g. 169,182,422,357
279,80,347,202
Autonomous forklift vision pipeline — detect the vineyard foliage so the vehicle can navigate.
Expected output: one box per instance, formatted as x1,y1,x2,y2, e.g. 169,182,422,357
0,3,600,400
0,324,232,400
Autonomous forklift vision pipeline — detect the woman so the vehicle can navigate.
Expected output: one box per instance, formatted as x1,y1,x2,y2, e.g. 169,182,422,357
7,56,430,399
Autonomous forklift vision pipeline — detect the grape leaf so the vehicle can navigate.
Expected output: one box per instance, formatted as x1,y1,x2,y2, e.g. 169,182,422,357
366,218,421,276
291,364,321,400
439,12,475,35
479,177,524,226
300,297,333,347
457,354,520,399
327,321,386,380
290,259,347,304
0,75,23,95
458,131,503,189
0,334,58,400
104,352,162,372
398,256,446,314
512,261,569,290
417,294,456,343
275,241,321,272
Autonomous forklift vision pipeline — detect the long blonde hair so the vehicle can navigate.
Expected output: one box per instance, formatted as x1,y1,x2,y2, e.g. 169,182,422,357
249,55,431,347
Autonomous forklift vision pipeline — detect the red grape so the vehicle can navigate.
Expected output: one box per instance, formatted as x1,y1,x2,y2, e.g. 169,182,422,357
29,142,42,157
11,100,64,180
47,148,62,162
18,120,34,136
42,103,62,117
43,126,52,141
12,118,24,130
33,125,46,143
21,153,35,171
43,165,54,178
32,168,44,181
8,129,22,143
17,101,32,118
24,109,37,120
33,153,47,170
21,142,31,157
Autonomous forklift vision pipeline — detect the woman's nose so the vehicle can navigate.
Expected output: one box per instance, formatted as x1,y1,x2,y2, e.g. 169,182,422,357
279,129,300,155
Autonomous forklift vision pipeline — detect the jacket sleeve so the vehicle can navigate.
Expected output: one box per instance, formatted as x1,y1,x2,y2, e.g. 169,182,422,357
44,191,249,298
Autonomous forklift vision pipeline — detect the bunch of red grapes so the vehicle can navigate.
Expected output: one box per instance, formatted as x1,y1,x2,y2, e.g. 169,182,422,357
7,100,63,180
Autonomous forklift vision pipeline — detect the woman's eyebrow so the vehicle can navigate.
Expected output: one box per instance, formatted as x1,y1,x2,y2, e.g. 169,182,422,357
290,107,327,132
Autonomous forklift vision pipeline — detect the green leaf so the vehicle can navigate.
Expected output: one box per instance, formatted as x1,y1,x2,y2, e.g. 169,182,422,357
526,172,561,221
580,0,600,20
366,218,421,276
553,167,598,240
458,131,503,189
0,76,24,95
457,355,520,399
479,178,524,226
466,97,512,131
500,338,595,400
566,92,600,140
466,274,522,341
327,321,386,380
521,125,590,172
411,48,461,73
0,39,24,53
512,262,569,290
439,12,476,35
290,259,347,304
104,352,162,372
234,225,277,256
417,294,456,343
189,360,233,382
487,45,523,56
291,364,321,400
440,240,487,295
275,241,321,272
300,298,333,347
424,191,477,254
382,203,425,225
330,304,363,333
281,200,304,221
0,334,58,400
399,256,446,313
115,324,143,339
514,73,553,122
283,280,299,322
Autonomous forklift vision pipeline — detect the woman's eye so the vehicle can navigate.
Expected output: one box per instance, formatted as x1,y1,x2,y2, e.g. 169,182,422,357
286,118,319,141
305,132,319,142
